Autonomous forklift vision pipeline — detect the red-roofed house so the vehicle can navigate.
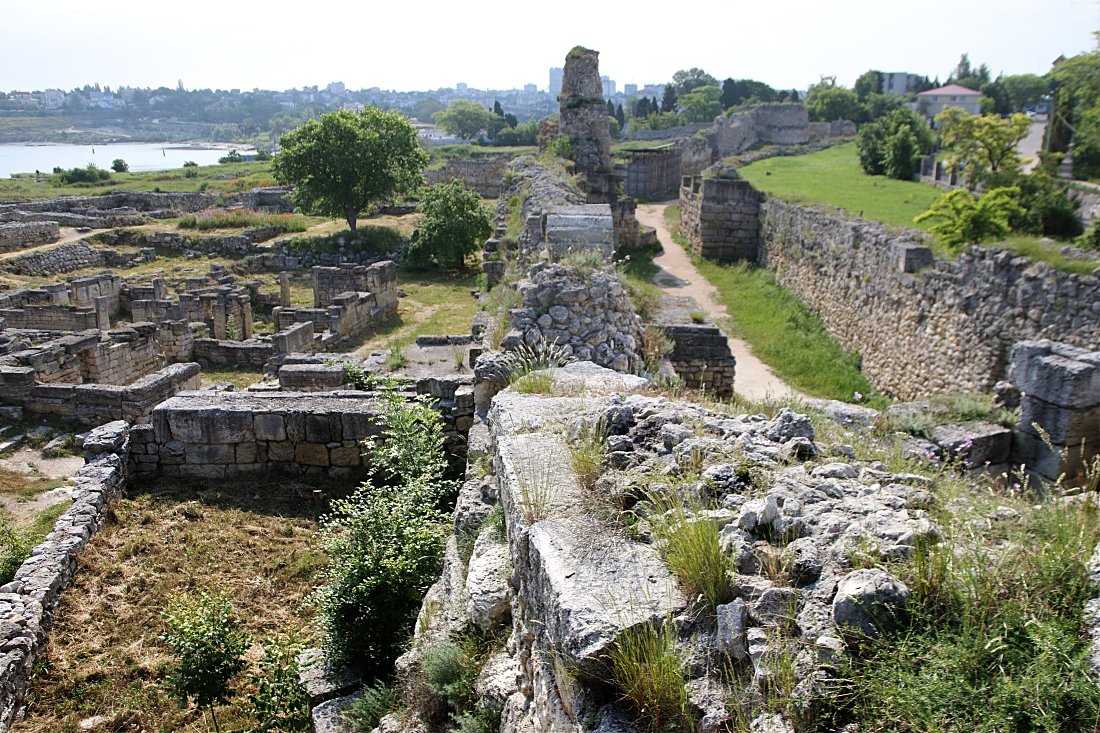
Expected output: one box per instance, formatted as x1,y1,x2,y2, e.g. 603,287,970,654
917,84,982,118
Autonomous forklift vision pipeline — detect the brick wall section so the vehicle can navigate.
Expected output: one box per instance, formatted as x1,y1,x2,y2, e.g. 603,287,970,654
0,222,59,252
679,175,763,261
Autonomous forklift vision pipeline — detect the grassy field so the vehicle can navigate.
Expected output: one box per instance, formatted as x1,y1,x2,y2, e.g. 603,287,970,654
0,160,276,201
663,206,882,405
351,270,480,356
737,142,1096,274
738,142,943,229
18,482,329,733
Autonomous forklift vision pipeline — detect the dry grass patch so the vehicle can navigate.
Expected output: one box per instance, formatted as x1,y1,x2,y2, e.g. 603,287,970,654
0,466,68,502
17,481,330,733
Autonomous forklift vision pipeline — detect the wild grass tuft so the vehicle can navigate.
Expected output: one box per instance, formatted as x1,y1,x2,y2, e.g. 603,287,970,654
642,492,736,612
178,209,309,232
569,419,606,492
606,618,693,733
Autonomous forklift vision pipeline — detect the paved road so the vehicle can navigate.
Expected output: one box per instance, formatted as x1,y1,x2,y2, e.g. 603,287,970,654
635,203,805,403
1020,119,1046,173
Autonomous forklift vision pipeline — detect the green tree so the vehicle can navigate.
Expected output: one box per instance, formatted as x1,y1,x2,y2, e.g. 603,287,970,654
161,593,250,733
1001,73,1049,111
615,103,625,129
805,85,862,122
434,100,497,141
110,158,129,173
671,68,718,95
854,69,883,101
857,108,934,179
915,186,1024,250
678,85,722,123
661,85,678,113
408,180,491,271
273,108,427,234
936,108,1031,187
248,634,310,732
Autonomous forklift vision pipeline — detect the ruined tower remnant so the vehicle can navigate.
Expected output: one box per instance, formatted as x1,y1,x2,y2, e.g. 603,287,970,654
559,47,613,180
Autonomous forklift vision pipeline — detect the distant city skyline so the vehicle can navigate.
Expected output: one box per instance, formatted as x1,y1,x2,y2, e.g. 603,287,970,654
1,0,1096,95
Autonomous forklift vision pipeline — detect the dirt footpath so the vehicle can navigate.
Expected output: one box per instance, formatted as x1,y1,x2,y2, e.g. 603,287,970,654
635,203,805,403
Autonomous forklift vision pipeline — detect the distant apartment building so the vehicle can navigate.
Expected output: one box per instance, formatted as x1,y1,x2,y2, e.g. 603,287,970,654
600,75,616,97
882,72,920,95
327,81,345,95
549,67,563,96
623,83,638,97
524,83,537,94
456,82,468,92
917,84,982,118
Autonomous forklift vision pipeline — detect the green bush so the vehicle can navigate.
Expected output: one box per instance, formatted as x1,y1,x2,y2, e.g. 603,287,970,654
0,520,31,584
347,682,399,730
287,226,404,256
407,180,492,271
219,149,244,164
161,592,250,732
915,187,1025,250
56,163,111,185
248,634,310,732
856,108,933,180
985,171,1083,238
311,394,453,672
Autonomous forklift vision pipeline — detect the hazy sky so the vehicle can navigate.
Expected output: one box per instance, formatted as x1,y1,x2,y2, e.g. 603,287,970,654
1,0,1096,94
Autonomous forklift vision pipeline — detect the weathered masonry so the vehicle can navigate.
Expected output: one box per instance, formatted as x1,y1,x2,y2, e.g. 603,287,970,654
679,174,763,261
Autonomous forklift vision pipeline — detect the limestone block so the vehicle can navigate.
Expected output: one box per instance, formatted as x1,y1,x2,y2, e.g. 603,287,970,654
465,532,512,631
167,408,254,443
930,421,1012,469
329,445,361,467
251,413,286,442
1009,341,1100,409
1018,398,1100,446
716,598,749,660
295,442,330,467
266,441,295,462
184,443,235,464
832,569,909,639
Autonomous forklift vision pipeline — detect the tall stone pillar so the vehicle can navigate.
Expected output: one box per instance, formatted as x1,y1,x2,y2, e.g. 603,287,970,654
94,296,110,331
240,296,254,339
153,278,168,301
279,272,292,307
212,302,228,340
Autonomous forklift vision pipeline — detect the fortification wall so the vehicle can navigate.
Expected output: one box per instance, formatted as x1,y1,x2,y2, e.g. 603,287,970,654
0,222,60,252
424,157,508,198
0,242,104,276
679,174,763,261
312,262,397,308
615,146,682,199
758,199,1100,398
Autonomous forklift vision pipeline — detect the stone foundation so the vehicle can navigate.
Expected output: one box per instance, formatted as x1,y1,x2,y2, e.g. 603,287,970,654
425,157,508,198
0,222,59,252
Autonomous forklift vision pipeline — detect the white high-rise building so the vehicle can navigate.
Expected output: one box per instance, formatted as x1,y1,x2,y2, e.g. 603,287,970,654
549,67,563,96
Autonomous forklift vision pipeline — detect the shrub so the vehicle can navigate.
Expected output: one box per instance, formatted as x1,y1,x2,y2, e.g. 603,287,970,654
219,149,244,164
56,163,111,185
110,158,129,173
0,520,31,584
856,108,933,180
347,682,399,730
183,160,199,167
407,180,492,271
914,186,1025,251
254,149,273,161
311,393,453,672
183,167,200,179
248,634,310,732
160,592,250,733
985,171,1083,238
287,226,404,256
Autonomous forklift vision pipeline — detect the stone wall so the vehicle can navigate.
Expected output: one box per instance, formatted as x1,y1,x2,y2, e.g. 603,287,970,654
0,304,100,332
193,338,273,369
654,296,737,398
559,47,613,178
0,191,218,219
0,362,200,424
0,421,130,732
679,174,763,260
425,158,508,198
0,222,59,252
312,262,397,308
131,391,386,479
69,274,121,313
758,199,1100,397
79,324,165,385
0,242,104,276
615,145,682,200
503,262,642,373
97,226,284,257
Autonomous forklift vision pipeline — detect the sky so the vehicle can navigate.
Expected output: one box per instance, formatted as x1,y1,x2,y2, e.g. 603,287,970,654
1,0,1097,94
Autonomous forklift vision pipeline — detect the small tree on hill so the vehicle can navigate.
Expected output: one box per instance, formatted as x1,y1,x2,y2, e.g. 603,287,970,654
915,186,1024,251
273,108,427,233
161,593,249,733
434,100,497,141
936,108,1031,188
408,180,491,271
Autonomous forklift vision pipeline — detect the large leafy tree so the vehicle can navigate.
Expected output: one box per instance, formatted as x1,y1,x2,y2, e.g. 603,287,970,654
433,100,498,141
805,82,862,123
936,108,1031,187
678,85,722,123
915,187,1024,251
273,108,427,233
857,108,934,179
672,68,718,96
